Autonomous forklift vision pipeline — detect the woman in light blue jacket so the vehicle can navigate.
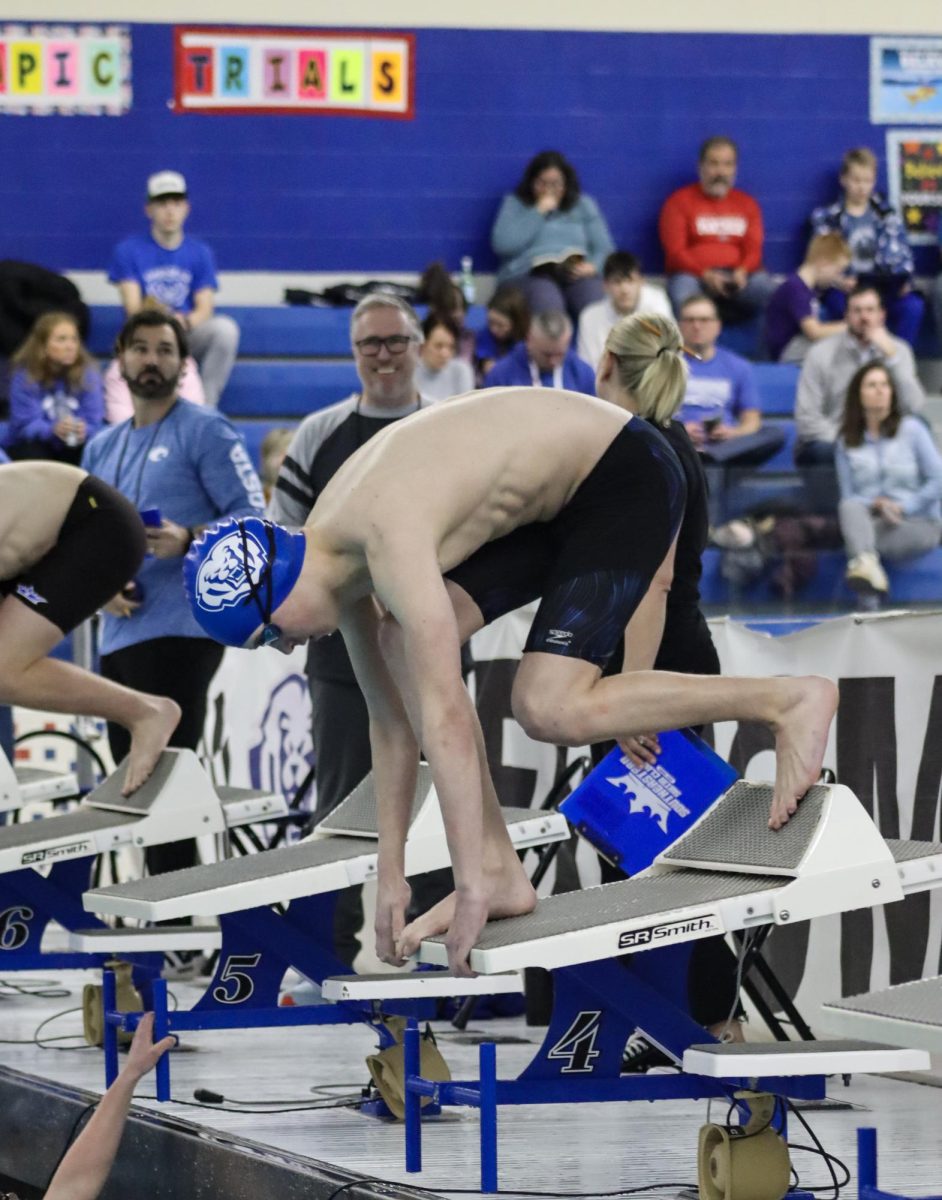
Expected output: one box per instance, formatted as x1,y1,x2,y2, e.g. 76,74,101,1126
490,150,614,321
836,361,942,605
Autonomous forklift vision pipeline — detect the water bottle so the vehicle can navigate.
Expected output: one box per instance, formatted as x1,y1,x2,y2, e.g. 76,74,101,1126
55,397,78,448
459,256,475,305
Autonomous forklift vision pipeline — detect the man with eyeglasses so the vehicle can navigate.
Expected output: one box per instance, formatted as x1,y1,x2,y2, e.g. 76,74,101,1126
675,293,784,469
267,295,430,960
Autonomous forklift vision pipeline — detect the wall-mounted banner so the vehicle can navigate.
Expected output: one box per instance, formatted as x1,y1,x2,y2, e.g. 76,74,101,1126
0,23,129,116
886,129,942,245
871,37,942,125
173,26,414,118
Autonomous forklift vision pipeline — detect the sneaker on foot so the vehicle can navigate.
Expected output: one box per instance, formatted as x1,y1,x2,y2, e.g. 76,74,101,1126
162,949,211,981
620,1030,674,1073
845,551,889,595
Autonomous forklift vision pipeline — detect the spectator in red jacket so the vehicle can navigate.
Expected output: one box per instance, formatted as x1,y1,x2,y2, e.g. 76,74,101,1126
659,136,776,324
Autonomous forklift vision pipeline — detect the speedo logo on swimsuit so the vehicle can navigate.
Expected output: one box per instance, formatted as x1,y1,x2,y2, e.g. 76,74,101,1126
546,628,573,647
22,839,92,866
195,528,266,613
617,913,719,949
15,584,46,606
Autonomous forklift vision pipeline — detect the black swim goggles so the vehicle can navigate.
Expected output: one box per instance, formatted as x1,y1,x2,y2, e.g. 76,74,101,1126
237,519,284,650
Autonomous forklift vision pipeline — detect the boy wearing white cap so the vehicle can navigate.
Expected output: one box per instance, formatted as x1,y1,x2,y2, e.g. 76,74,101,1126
108,171,239,407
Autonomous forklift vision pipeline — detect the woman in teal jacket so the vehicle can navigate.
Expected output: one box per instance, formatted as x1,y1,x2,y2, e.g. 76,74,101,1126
491,150,614,321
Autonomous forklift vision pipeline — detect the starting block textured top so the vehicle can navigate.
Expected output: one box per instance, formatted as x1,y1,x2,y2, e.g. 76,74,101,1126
821,974,942,1055
0,750,285,874
420,780,910,974
0,746,78,813
84,766,568,922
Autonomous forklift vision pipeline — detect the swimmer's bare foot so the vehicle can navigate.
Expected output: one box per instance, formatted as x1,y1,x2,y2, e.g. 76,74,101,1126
768,675,838,830
398,854,537,976
122,696,181,794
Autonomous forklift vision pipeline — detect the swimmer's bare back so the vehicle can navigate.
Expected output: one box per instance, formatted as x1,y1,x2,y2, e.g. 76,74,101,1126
0,462,87,582
306,388,631,575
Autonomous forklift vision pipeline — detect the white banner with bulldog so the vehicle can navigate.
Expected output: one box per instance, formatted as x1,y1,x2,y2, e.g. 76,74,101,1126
202,608,942,1027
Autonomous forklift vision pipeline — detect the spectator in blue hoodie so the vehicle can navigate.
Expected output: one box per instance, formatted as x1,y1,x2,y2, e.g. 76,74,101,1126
7,312,103,466
810,147,925,347
490,150,614,321
482,310,596,394
83,310,263,877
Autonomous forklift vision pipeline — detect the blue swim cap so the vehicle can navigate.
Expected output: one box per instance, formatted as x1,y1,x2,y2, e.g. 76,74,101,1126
183,517,306,648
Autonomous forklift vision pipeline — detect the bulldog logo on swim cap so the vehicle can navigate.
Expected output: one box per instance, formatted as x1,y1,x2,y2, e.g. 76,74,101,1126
183,516,306,648
193,525,266,614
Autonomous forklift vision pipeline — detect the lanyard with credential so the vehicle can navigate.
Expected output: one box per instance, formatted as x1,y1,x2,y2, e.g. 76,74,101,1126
528,360,563,389
108,404,176,508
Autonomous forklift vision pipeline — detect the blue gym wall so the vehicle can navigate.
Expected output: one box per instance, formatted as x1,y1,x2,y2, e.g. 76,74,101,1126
5,26,933,277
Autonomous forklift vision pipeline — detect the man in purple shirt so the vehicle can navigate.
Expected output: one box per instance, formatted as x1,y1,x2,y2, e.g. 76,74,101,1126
109,171,239,407
677,294,784,467
482,310,596,394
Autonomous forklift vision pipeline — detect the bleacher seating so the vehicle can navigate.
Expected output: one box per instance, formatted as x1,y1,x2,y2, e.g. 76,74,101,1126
80,301,941,611
700,546,942,606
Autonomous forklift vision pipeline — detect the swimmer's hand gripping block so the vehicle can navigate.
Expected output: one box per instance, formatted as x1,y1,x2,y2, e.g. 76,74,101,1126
559,730,738,876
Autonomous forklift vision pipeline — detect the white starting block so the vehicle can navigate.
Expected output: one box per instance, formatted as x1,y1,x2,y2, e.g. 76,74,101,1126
819,975,942,1200
390,780,942,1195
0,745,78,813
84,764,567,923
66,925,222,954
821,973,942,1057
418,781,905,973
322,971,523,1001
683,1038,929,1078
0,749,287,972
0,749,285,874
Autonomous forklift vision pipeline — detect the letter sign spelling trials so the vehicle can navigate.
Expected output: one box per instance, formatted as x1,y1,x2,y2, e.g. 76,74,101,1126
0,23,130,115
174,26,414,118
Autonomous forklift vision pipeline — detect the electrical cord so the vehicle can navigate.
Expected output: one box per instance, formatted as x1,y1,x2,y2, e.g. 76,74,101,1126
785,1099,850,1198
335,1186,702,1199
0,1005,90,1050
138,1089,366,1116
35,1006,94,1051
13,727,107,781
0,977,70,1000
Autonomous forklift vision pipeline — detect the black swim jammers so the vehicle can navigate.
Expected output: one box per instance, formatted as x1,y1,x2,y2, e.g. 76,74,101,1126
3,476,146,635
445,418,686,669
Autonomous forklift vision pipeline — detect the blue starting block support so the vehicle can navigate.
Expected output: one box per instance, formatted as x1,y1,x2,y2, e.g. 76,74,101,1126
858,1127,942,1200
88,767,568,1098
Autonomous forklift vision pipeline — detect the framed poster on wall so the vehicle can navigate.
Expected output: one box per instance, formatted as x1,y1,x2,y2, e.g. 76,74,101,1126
886,129,942,245
871,37,942,125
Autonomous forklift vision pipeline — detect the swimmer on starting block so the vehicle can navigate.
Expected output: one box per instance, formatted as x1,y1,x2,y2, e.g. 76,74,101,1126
183,312,838,975
0,463,180,793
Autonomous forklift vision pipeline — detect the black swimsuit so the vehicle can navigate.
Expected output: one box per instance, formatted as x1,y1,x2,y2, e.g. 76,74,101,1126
445,418,686,669
2,475,146,634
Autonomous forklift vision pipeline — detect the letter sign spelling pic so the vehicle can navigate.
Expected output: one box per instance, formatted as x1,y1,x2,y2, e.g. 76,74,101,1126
0,24,130,114
173,26,414,118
